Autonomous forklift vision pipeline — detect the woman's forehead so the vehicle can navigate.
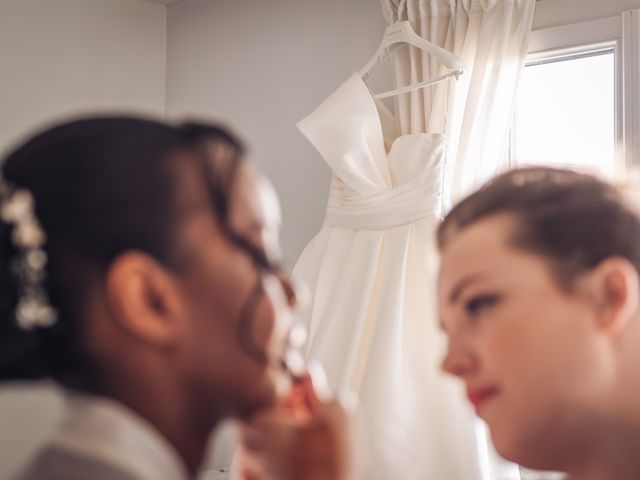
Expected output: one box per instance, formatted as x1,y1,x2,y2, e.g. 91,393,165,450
229,163,282,230
441,216,514,264
438,216,535,293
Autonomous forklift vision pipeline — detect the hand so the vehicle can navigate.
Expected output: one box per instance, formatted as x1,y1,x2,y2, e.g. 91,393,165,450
238,368,352,480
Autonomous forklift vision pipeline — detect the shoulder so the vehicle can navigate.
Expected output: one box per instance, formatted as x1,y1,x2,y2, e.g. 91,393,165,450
16,446,139,480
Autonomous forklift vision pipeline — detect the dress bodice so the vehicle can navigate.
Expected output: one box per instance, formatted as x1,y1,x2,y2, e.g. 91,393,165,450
297,74,446,230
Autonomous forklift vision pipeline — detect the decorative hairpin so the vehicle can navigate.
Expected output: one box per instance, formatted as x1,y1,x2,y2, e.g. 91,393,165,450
0,183,58,331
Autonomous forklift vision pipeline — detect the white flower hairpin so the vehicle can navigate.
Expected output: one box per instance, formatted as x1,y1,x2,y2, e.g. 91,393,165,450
0,183,57,331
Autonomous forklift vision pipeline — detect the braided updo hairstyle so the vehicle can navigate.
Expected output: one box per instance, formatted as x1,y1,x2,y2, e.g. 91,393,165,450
0,117,245,389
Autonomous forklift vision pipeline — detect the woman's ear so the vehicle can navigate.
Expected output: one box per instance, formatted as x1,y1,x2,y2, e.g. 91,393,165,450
104,251,184,348
588,257,640,337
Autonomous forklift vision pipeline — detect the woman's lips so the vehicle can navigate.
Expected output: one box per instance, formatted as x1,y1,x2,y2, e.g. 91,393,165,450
466,386,500,412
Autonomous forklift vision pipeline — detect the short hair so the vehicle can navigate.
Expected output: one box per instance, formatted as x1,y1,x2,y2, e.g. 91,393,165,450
437,167,640,289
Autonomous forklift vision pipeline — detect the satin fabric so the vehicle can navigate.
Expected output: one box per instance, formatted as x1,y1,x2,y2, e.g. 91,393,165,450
293,73,482,480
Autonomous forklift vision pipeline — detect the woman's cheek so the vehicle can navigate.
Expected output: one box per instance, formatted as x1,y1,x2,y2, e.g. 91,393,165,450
250,298,278,350
262,275,294,354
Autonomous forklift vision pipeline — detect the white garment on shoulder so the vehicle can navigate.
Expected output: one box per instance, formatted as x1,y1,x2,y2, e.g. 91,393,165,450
49,391,189,480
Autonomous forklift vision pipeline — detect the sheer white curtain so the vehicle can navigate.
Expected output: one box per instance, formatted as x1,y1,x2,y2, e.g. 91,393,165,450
380,0,536,201
377,1,536,478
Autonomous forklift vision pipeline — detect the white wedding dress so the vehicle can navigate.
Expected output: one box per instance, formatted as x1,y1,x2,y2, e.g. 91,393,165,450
292,73,485,479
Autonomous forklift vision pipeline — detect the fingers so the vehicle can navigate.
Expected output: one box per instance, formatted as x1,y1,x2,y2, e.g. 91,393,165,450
238,423,289,480
279,361,330,420
303,361,331,414
239,452,270,480
235,440,271,480
238,362,353,480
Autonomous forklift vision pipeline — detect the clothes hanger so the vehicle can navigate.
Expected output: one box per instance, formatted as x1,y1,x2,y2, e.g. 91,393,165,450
372,71,462,100
359,20,465,99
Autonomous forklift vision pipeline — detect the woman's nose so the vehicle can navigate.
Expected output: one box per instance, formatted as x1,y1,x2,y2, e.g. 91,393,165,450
276,273,297,307
441,345,478,378
274,274,311,310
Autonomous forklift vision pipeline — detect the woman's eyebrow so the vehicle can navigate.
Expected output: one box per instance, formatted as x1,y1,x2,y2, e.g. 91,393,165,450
448,273,489,304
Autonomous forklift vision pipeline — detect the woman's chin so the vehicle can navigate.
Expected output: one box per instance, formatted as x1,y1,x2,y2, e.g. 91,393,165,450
490,423,559,471
238,370,288,419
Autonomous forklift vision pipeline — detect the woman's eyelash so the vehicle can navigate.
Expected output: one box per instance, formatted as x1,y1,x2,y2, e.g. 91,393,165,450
226,229,275,270
464,293,501,315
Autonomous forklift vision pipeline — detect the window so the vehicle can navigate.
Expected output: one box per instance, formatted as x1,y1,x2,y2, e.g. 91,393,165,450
512,47,616,176
505,12,640,178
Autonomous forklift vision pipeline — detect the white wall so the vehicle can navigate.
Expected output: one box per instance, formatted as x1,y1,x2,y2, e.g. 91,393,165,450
165,0,390,265
0,1,167,478
533,0,640,29
0,0,167,155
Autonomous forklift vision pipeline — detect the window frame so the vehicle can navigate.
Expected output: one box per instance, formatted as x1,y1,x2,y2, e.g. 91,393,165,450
507,11,640,174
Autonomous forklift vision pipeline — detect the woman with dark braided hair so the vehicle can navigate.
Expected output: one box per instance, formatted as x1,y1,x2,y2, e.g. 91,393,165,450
1,117,349,480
